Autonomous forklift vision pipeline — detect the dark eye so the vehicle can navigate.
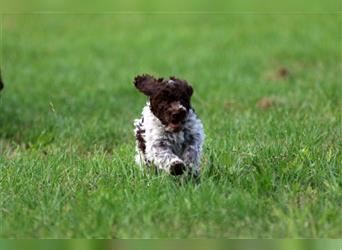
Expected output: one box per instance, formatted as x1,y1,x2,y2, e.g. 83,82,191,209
180,98,189,106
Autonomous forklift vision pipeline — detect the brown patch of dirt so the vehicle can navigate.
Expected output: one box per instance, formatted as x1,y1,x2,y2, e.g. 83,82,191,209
257,97,276,110
223,100,245,111
223,100,235,109
277,67,290,78
265,66,291,81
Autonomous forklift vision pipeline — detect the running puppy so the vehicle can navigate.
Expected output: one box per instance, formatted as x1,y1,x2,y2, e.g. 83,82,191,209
133,74,204,176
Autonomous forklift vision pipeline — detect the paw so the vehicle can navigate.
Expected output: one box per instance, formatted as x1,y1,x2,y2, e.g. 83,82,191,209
169,161,186,176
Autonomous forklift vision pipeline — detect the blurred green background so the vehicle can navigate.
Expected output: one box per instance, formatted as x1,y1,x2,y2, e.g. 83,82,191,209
0,0,340,12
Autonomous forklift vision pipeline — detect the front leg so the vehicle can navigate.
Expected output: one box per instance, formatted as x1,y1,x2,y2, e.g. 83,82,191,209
182,145,201,177
182,124,204,177
150,140,185,175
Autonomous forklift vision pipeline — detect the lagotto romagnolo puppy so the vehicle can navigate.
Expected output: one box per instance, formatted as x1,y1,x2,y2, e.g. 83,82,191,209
133,74,204,176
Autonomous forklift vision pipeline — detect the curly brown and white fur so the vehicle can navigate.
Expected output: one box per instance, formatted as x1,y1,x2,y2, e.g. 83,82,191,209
133,74,204,176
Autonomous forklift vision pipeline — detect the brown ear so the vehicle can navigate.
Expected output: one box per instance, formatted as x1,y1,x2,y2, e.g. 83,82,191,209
134,74,159,96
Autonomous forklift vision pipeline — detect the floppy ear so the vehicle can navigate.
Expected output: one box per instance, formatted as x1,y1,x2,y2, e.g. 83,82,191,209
134,74,159,96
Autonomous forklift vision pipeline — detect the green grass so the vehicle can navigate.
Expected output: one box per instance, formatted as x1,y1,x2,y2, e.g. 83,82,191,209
0,8,341,238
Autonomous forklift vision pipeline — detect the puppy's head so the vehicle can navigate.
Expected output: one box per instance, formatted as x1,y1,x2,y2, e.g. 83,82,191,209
134,74,193,133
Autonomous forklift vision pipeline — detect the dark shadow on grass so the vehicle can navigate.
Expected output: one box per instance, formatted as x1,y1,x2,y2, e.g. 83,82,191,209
138,164,202,185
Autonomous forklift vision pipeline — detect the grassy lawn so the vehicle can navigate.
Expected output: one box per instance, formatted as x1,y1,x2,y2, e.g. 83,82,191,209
0,7,341,238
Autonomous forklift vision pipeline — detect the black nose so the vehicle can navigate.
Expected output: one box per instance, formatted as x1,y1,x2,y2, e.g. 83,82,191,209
172,109,186,120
